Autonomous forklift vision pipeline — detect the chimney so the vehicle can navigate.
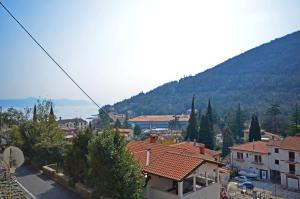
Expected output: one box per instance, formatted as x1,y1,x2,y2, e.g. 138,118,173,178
146,149,151,166
199,144,205,155
59,116,62,121
150,134,158,143
193,139,197,146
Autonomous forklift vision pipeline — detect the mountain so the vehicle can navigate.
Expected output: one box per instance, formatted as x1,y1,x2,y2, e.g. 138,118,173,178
0,97,92,108
110,31,300,115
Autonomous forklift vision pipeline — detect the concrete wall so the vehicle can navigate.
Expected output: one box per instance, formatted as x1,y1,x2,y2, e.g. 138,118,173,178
183,183,220,199
149,175,173,190
149,187,179,199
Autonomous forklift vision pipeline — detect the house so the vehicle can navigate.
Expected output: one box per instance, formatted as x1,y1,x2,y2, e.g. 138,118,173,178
114,128,133,140
230,141,270,180
128,115,189,130
58,117,88,129
243,129,282,142
267,135,300,190
127,137,222,199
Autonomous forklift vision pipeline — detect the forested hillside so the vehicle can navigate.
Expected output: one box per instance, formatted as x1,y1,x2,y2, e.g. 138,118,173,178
110,31,300,115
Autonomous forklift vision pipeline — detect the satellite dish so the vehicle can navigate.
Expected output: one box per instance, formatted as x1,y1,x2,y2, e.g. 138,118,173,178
3,146,24,173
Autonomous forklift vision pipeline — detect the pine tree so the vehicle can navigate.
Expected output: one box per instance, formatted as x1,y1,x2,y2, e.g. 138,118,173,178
249,114,261,141
198,115,214,149
185,95,198,141
114,119,121,128
266,103,281,134
289,103,300,135
222,127,234,157
33,104,37,122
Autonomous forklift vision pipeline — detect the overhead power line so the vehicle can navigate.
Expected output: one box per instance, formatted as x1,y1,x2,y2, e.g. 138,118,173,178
0,1,101,109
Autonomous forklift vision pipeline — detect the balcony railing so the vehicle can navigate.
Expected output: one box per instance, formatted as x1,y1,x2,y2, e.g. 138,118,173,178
252,161,263,165
289,158,295,162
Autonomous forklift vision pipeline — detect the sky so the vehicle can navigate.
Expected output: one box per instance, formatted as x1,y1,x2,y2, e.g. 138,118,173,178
1,0,300,107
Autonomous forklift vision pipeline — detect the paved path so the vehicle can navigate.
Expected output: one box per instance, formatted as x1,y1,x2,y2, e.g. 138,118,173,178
15,164,81,199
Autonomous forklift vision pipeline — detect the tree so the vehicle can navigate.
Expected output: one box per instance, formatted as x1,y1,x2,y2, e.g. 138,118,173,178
88,129,143,198
289,103,300,136
33,105,37,122
114,119,122,128
98,108,112,130
49,104,56,123
168,115,181,130
133,125,142,137
206,99,213,131
2,108,25,128
64,128,92,184
123,113,130,128
198,115,214,149
266,103,281,134
222,127,234,157
185,96,198,141
248,114,261,142
233,104,245,143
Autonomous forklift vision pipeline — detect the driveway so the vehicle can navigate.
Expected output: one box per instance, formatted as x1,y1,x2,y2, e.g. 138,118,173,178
15,164,82,199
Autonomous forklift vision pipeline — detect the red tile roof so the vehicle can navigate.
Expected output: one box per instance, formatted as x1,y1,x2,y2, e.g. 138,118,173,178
127,141,220,181
267,135,300,152
128,115,189,122
170,142,221,158
230,141,268,154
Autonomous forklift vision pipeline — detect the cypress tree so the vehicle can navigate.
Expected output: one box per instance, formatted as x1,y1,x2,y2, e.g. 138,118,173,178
114,119,121,128
234,103,244,143
206,99,213,131
266,103,281,134
99,108,112,129
49,104,55,123
289,103,300,136
248,114,261,142
185,95,198,141
198,115,214,149
222,127,234,157
33,104,37,122
123,113,130,128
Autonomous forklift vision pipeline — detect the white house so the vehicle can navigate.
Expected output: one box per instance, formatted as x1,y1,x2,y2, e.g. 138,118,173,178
267,135,300,190
230,141,270,180
127,138,223,199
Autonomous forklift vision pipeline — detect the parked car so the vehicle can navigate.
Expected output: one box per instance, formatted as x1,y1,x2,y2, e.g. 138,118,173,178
234,176,250,182
237,181,254,190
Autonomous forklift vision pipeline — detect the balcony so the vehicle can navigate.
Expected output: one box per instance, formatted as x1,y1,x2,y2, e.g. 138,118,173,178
289,158,295,162
235,158,245,162
252,161,264,165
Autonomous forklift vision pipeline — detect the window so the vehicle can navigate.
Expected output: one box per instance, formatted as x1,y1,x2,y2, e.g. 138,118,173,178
289,164,295,174
237,152,244,160
274,148,279,153
254,155,262,163
275,160,279,165
289,152,295,162
246,153,249,158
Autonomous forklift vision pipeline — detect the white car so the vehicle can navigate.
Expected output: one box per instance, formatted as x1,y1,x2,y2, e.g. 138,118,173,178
234,176,250,182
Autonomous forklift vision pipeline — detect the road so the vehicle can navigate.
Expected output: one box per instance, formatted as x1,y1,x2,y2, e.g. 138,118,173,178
15,164,82,199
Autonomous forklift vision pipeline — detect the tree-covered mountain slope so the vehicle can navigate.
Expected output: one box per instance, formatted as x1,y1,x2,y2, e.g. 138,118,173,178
110,31,300,115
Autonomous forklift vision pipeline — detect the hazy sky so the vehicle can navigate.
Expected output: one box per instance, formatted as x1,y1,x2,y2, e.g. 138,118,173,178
1,0,300,106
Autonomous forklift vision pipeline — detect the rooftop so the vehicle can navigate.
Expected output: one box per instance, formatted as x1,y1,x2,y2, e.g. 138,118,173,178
267,135,300,152
230,141,268,154
127,140,220,181
128,115,189,122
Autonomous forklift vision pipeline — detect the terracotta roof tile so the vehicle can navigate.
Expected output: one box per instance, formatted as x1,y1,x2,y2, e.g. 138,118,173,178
144,152,203,181
230,141,268,154
171,142,221,158
127,141,220,181
267,135,300,152
128,115,189,122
